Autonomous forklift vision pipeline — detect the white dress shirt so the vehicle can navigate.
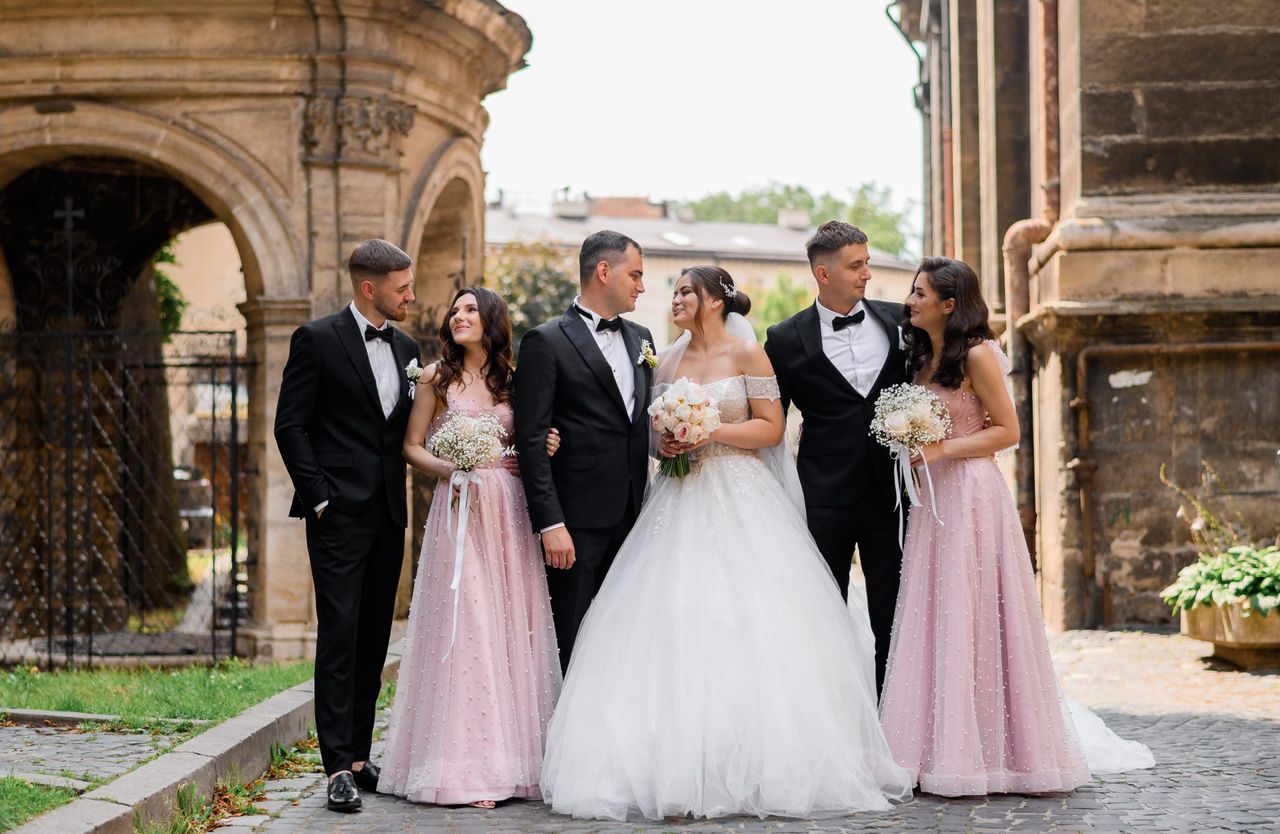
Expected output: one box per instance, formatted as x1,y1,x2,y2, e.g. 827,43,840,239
816,299,889,398
349,301,400,419
572,296,635,416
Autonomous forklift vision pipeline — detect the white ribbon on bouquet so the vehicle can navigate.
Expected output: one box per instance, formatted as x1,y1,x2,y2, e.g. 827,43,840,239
441,467,478,660
890,442,944,549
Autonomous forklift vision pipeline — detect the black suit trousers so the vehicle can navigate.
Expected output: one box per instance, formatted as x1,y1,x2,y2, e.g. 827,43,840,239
807,487,904,697
544,502,638,675
305,498,404,775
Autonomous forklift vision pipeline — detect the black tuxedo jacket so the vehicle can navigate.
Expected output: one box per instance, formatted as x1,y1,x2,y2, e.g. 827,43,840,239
274,307,420,527
514,308,654,531
764,299,908,509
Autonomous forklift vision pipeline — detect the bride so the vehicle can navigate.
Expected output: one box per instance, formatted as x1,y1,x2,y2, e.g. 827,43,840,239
539,266,912,821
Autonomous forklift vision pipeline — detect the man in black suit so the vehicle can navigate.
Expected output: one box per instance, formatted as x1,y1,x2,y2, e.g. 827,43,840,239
515,230,653,673
764,221,908,695
274,239,420,812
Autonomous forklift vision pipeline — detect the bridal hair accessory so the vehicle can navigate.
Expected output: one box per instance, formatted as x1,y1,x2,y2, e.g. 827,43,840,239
869,383,951,547
719,279,737,298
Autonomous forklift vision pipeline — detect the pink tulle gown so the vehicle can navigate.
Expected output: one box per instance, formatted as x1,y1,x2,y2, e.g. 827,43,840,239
879,344,1092,797
380,398,561,805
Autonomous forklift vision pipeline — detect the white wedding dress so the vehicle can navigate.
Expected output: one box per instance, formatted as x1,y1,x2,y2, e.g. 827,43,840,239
539,373,913,821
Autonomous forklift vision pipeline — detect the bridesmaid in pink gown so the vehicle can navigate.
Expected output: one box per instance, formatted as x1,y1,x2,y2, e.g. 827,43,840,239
380,287,562,808
878,257,1093,796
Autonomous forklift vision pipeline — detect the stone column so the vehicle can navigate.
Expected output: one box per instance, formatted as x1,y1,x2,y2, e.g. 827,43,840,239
236,296,315,660
949,0,983,273
977,0,1031,314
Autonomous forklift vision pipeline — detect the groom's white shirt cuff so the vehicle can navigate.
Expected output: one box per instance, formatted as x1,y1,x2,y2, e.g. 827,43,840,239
315,500,328,515
540,522,565,534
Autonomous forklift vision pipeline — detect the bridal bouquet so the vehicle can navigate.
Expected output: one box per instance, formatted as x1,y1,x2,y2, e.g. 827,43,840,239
870,383,952,543
648,377,721,478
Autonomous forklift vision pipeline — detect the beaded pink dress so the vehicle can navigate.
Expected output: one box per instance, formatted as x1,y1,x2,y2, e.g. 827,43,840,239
879,342,1150,796
379,397,561,805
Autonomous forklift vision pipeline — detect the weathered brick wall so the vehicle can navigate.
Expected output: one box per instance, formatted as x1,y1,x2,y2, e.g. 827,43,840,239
1078,0,1280,195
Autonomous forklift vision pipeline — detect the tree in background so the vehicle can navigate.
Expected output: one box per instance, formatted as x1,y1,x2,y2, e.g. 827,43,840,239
485,240,578,349
687,181,914,257
750,273,812,342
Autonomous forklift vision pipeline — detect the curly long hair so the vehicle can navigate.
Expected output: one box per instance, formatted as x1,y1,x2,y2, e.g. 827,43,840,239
430,287,515,405
902,257,995,389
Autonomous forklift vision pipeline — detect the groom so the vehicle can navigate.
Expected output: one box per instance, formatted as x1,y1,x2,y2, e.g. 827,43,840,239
274,239,420,812
515,230,654,674
764,221,908,695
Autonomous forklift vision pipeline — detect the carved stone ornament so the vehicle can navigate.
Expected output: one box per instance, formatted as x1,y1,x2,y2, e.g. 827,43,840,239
336,96,417,159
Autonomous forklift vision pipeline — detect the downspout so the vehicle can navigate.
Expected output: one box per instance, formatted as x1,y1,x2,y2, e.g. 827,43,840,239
1002,0,1059,565
940,0,954,257
1002,218,1050,561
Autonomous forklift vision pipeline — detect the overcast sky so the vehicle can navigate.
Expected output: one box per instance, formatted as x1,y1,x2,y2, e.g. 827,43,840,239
480,1,926,251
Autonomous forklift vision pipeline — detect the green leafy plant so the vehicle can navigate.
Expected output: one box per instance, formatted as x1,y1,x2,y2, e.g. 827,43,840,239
1158,462,1279,618
1160,544,1280,618
151,242,188,334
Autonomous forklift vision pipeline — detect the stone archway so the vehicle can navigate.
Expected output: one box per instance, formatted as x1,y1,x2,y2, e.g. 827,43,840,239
0,150,270,662
0,0,530,660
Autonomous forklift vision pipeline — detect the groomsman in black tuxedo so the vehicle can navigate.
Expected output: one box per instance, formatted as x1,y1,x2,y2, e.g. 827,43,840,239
274,240,420,812
515,230,654,673
764,221,908,695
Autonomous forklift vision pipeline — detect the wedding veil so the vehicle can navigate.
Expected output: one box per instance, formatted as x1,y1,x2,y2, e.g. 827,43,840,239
651,312,807,514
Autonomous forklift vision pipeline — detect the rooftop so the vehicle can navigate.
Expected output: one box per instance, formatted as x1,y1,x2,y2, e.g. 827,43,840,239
485,207,916,272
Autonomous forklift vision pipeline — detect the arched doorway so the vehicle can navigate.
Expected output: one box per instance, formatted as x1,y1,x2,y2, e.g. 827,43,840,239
0,155,252,667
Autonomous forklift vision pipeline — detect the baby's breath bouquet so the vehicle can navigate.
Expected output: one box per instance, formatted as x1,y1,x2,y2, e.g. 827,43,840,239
870,383,953,455
428,411,509,474
870,383,953,543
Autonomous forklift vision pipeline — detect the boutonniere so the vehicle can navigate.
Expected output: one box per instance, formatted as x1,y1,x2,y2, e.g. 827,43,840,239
637,339,658,369
405,358,423,398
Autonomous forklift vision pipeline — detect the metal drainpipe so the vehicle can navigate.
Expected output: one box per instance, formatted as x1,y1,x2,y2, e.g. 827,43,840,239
1002,219,1052,560
1068,340,1280,625
999,0,1060,564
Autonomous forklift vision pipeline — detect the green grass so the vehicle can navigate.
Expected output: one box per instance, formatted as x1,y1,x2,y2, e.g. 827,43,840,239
0,777,76,832
0,659,313,723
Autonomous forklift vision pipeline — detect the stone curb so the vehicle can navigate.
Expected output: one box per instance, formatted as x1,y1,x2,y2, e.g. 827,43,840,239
14,642,404,834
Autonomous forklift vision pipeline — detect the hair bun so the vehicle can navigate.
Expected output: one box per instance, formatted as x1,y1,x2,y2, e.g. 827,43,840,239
729,289,752,317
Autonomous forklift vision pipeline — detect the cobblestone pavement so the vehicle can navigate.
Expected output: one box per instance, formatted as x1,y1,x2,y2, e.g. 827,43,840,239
248,629,1280,834
0,721,183,783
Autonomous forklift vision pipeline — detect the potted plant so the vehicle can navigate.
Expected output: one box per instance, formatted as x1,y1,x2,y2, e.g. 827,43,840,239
1159,464,1280,670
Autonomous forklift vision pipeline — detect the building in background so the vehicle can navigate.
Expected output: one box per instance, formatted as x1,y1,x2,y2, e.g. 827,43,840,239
486,195,918,346
890,0,1280,629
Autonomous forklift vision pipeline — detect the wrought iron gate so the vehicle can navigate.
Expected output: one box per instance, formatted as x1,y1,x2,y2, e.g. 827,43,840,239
0,330,246,667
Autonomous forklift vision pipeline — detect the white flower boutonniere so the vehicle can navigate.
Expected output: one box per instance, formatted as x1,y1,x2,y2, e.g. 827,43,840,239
637,339,658,369
405,358,423,398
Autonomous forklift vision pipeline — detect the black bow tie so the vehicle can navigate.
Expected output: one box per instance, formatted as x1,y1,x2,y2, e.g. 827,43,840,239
576,305,622,333
832,310,866,332
364,324,393,344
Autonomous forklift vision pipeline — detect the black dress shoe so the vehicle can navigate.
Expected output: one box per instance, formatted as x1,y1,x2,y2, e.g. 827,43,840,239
352,761,380,793
327,772,362,813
